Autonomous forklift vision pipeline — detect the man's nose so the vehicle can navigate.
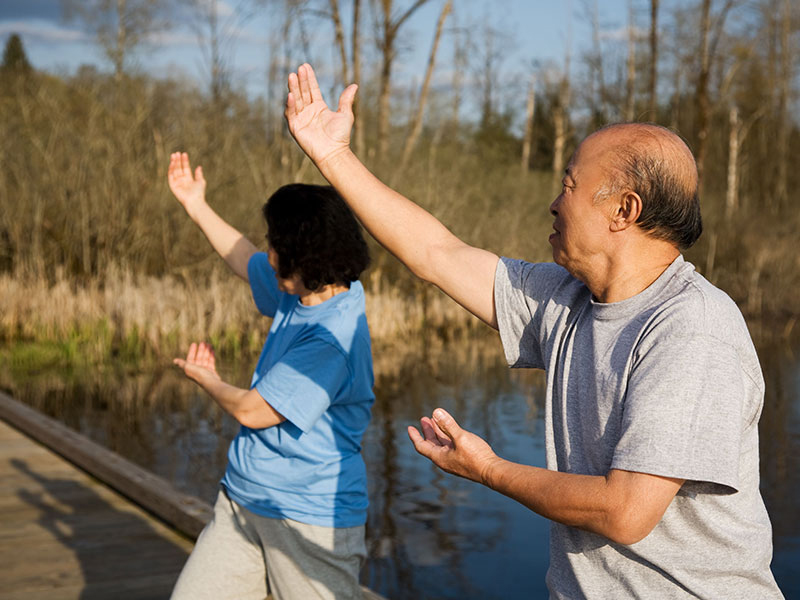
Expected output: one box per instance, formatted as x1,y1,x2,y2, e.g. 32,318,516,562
549,196,560,216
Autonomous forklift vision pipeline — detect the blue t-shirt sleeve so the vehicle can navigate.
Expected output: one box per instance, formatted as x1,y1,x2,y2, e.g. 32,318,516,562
248,252,281,317
255,337,350,433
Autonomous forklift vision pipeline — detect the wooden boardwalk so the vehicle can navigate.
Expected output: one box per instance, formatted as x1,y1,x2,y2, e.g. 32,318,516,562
0,418,193,599
0,392,388,600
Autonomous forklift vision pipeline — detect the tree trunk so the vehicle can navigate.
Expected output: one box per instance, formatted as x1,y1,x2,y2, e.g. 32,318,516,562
450,14,465,125
376,0,395,160
352,0,365,156
648,0,659,119
725,105,739,220
375,0,430,161
775,0,791,208
398,0,451,174
114,0,127,83
329,0,349,85
695,0,711,185
625,0,636,121
521,76,536,173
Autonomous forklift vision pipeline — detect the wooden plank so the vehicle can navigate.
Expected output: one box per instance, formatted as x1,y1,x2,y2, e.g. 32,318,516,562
0,392,390,600
0,390,213,539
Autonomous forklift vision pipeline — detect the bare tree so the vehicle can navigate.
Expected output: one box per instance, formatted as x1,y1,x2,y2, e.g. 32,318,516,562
625,0,637,121
521,73,536,173
374,0,432,160
185,0,255,106
397,0,452,174
328,0,349,84
774,0,792,207
584,0,608,122
352,0,365,157
449,10,467,126
62,0,168,83
474,22,505,128
648,0,659,118
694,0,736,184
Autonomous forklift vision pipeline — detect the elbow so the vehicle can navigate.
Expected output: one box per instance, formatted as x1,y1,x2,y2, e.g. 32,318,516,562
233,407,284,430
234,408,267,430
602,509,658,545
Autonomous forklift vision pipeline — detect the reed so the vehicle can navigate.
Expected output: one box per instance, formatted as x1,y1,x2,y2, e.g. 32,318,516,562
0,263,488,370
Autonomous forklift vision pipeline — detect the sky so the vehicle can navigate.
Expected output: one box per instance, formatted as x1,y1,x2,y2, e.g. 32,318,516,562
0,0,634,101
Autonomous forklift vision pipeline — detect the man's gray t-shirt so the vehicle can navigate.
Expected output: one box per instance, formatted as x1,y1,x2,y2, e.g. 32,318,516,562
494,255,782,599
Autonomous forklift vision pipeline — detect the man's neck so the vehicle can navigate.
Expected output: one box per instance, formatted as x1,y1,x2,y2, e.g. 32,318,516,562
586,243,680,304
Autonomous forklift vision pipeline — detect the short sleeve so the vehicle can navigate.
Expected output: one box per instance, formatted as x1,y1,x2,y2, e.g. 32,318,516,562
494,257,578,369
254,337,350,433
611,334,744,492
248,252,281,317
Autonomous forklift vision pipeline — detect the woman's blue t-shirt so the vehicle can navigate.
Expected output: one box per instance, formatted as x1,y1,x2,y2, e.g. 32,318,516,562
221,252,375,527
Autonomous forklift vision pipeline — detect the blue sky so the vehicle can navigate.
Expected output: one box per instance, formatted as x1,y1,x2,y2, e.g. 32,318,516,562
0,0,635,100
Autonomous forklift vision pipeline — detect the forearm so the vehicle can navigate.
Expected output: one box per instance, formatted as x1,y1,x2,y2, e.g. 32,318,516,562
192,371,283,429
318,149,499,326
186,202,258,281
319,149,456,281
483,460,676,545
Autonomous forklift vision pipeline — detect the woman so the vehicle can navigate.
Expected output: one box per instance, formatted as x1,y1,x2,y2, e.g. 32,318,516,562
167,152,373,600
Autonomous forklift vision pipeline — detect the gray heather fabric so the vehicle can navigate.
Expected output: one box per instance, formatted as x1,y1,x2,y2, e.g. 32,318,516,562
494,254,783,600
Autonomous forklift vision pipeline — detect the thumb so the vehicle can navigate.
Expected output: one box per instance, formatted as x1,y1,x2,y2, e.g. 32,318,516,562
432,408,461,440
337,83,358,115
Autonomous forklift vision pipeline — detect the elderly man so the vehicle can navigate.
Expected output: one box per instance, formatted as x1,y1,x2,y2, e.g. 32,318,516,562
284,64,783,598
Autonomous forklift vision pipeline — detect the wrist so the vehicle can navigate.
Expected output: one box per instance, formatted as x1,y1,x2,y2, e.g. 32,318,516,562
185,198,210,222
317,146,355,175
479,455,505,489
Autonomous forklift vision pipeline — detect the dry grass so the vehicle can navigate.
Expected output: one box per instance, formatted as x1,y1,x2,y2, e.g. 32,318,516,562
0,264,486,368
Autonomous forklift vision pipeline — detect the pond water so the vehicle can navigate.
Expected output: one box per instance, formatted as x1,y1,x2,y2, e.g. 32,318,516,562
3,334,798,599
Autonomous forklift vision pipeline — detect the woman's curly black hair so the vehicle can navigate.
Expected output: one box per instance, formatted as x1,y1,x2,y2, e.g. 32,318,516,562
263,184,370,291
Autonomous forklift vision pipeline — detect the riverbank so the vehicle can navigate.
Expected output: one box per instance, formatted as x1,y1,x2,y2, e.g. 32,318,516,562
2,259,798,374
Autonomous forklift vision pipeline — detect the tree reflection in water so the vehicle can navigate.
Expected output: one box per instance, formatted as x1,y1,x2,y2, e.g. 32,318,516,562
2,334,798,598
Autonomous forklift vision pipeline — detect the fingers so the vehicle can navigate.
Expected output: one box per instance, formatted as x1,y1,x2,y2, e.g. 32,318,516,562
186,342,198,363
337,83,358,115
298,64,313,107
180,152,192,177
303,63,323,103
288,72,303,113
431,408,461,441
195,166,205,185
420,416,451,446
407,425,437,460
196,342,215,369
168,152,201,184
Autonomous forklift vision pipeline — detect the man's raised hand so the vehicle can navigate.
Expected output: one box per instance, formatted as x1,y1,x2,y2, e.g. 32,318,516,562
285,63,358,166
168,152,207,216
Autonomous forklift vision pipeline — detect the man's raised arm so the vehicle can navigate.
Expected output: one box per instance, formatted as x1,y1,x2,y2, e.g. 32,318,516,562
285,63,499,328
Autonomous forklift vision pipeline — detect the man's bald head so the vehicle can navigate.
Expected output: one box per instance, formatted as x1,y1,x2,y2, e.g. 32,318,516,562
589,123,702,250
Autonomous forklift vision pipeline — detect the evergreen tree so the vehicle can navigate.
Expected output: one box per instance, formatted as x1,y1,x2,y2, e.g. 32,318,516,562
1,33,32,74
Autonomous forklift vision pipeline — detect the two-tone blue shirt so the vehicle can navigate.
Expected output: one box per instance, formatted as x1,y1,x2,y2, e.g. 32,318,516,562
221,252,375,527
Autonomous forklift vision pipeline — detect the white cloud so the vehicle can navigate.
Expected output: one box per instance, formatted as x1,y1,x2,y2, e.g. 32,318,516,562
0,19,87,43
599,25,647,42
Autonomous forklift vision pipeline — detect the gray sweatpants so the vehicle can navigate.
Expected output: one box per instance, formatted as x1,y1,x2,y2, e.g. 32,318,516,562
170,490,366,600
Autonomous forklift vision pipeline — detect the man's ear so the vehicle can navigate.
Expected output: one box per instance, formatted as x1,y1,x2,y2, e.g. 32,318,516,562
610,191,642,232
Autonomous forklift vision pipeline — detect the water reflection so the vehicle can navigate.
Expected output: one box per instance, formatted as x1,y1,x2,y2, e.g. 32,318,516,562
1,335,798,598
